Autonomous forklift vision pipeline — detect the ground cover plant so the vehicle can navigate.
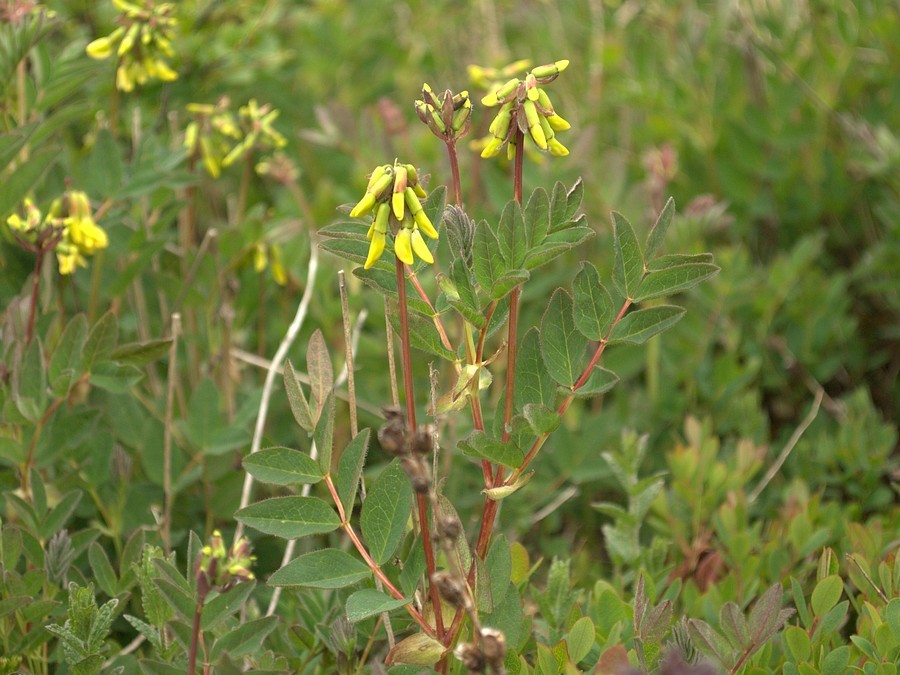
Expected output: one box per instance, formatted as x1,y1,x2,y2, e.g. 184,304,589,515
0,1,897,674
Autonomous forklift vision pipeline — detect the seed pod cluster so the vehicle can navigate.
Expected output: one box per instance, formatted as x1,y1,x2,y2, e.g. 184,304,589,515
348,161,438,270
480,59,571,160
377,408,433,493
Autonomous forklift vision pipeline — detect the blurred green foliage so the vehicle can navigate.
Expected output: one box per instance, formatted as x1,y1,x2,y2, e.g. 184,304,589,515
1,0,897,672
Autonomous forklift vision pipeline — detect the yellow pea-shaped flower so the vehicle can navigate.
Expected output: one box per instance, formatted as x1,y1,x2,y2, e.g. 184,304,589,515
394,228,414,265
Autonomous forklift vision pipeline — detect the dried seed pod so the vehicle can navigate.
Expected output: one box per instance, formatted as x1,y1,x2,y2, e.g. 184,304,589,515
377,407,408,456
480,627,507,672
437,513,462,542
454,642,486,673
410,426,433,456
431,570,469,609
401,455,430,493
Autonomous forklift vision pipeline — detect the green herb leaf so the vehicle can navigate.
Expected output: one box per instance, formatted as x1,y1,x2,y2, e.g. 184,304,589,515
607,306,685,344
243,446,323,486
573,262,614,341
634,262,719,302
540,289,588,387
335,429,370,514
459,431,523,469
345,589,410,623
268,549,370,589
360,460,412,565
234,496,340,539
612,211,644,300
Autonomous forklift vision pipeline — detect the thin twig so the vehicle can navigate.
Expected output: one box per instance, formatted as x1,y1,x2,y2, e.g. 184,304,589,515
531,486,579,524
168,228,218,325
339,271,358,437
162,313,181,555
235,242,319,539
748,388,823,504
384,297,400,408
102,633,145,668
266,438,319,617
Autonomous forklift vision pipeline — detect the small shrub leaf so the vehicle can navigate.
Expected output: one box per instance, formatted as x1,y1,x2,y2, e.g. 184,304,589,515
811,575,844,617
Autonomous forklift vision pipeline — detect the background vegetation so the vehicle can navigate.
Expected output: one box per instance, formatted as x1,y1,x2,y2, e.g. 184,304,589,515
0,0,897,673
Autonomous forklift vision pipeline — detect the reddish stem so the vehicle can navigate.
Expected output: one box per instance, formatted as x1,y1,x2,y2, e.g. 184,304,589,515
406,265,453,352
395,257,444,638
446,140,463,207
442,131,526,653
326,475,438,639
507,299,632,484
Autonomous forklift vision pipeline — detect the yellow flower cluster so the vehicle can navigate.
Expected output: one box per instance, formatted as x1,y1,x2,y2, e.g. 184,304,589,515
85,0,178,92
349,162,437,269
476,59,572,160
184,98,287,178
6,191,108,275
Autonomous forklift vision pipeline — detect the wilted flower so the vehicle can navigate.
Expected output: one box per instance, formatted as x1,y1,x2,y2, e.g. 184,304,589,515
86,0,178,92
184,98,287,177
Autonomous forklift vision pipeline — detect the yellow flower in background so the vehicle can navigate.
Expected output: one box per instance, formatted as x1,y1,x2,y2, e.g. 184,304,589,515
65,191,108,254
86,0,178,92
4,191,107,276
252,242,288,286
184,98,287,178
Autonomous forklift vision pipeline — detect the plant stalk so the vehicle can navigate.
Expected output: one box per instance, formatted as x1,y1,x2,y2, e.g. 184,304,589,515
25,249,43,345
395,256,444,638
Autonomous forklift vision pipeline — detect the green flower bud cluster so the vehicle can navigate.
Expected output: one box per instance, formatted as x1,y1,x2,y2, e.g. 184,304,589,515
183,98,287,178
479,59,571,160
6,191,108,276
349,161,438,269
414,84,471,140
85,0,178,92
194,530,255,596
